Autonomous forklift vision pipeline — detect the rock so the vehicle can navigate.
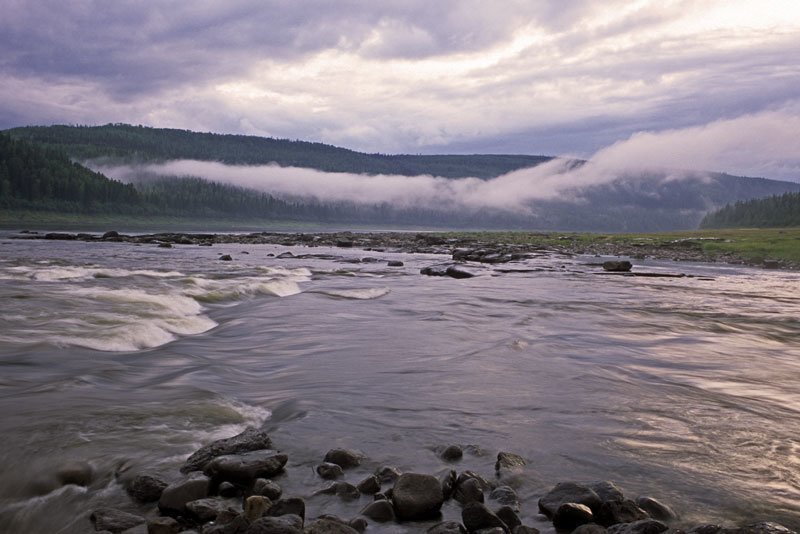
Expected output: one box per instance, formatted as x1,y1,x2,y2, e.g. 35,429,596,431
44,232,76,240
375,465,402,483
360,500,395,522
276,252,294,259
553,503,594,531
203,451,288,484
456,471,493,492
512,527,540,534
763,260,781,269
102,231,120,239
356,475,381,494
740,523,796,534
441,445,464,461
56,461,93,487
219,255,233,261
245,515,303,534
589,481,625,503
596,500,649,527
573,525,608,534
90,508,146,533
253,478,282,500
126,473,168,503
348,517,367,533
420,264,477,279
454,477,485,505
316,462,344,479
181,427,274,473
495,506,521,529
158,474,211,516
392,473,445,520
245,496,273,521
428,521,468,534
187,498,236,521
602,260,632,272
461,502,507,533
119,525,148,534
634,497,676,521
489,486,518,507
440,469,457,500
495,452,526,474
219,481,240,498
316,482,360,501
204,513,251,534
324,448,362,469
538,482,602,518
387,261,404,267
687,526,723,534
606,519,668,534
335,240,354,248
305,518,359,534
158,242,173,248
268,498,305,520
476,528,506,534
146,516,181,534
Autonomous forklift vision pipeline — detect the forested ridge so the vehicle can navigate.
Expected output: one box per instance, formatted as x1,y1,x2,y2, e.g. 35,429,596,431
5,124,551,179
700,192,800,228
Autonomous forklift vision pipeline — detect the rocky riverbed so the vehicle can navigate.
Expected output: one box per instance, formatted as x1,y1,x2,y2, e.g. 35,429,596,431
11,230,791,271
77,427,794,534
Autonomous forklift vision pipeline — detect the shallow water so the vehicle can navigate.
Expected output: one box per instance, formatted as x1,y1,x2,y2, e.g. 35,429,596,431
0,233,799,533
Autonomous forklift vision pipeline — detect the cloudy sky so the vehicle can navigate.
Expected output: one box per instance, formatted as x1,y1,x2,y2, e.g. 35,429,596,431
1,0,799,179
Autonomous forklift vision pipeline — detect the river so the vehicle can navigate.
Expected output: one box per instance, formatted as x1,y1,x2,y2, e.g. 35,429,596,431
0,231,799,533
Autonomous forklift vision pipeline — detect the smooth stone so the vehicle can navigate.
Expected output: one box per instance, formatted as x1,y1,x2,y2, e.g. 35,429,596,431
268,498,305,520
538,482,602,518
305,518,359,534
441,445,464,461
461,502,507,533
360,500,395,522
245,515,303,534
56,461,94,487
203,513,251,534
219,255,233,261
253,479,282,500
158,243,173,248
375,466,402,483
392,473,445,520
204,451,288,484
316,462,344,479
573,525,608,534
495,452,526,473
602,260,632,272
489,486,519,507
356,475,381,494
182,427,273,473
475,529,505,534
159,474,211,516
512,527,540,534
245,496,273,521
387,261,404,267
553,503,594,531
348,517,368,533
456,472,493,492
126,473,168,503
102,231,120,239
440,470,458,500
276,252,295,259
428,521,468,534
146,516,181,534
187,498,236,521
90,508,146,533
596,499,649,527
454,478,485,505
634,497,676,521
606,519,668,534
316,482,360,501
323,449,363,469
589,481,625,504
219,481,240,498
495,506,521,529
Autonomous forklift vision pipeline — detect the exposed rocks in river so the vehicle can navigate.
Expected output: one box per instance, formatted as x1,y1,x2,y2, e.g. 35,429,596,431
90,507,147,533
420,264,477,278
495,452,526,474
324,448,363,469
538,482,602,517
203,450,288,486
634,496,677,521
125,473,168,503
181,427,273,474
157,473,210,516
602,260,633,272
317,462,344,479
392,473,445,520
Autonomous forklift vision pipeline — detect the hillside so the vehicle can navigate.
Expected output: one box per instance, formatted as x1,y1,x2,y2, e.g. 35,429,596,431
700,192,800,228
5,124,551,179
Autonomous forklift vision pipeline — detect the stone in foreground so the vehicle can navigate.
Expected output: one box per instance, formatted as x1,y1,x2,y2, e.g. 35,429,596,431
602,260,632,272
90,508,146,533
392,473,445,520
538,482,602,517
203,450,288,484
181,427,273,473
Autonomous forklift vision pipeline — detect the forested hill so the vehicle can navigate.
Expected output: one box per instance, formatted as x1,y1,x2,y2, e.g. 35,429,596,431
700,192,800,228
5,124,552,179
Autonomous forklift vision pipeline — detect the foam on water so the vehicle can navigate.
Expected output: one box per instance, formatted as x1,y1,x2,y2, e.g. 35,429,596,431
312,287,391,300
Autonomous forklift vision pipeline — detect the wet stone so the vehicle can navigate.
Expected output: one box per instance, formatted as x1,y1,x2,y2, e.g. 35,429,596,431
348,517,368,533
454,477,485,506
602,260,632,272
360,500,395,522
553,503,594,531
305,518,360,534
145,516,181,534
538,482,602,518
323,448,363,469
356,475,381,494
244,495,273,522
246,515,303,534
606,519,668,534
252,478,282,500
219,481,240,498
440,469,458,500
495,506,521,530
489,486,519,507
186,497,236,522
589,481,625,504
461,502,507,533
56,461,94,487
634,497,676,521
158,474,210,516
219,255,233,261
268,497,305,520
392,473,445,520
440,445,464,461
90,508,146,533
181,427,273,474
316,462,344,479
375,466,402,483
495,452,526,473
203,451,288,485
428,521,468,534
596,499,649,527
573,525,608,534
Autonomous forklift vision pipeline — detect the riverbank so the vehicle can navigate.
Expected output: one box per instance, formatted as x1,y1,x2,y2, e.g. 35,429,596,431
9,227,800,270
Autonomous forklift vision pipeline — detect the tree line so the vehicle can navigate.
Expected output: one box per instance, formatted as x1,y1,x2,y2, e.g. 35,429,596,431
700,192,800,228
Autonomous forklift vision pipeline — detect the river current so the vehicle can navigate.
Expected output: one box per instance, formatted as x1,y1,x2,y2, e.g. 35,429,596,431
0,232,799,533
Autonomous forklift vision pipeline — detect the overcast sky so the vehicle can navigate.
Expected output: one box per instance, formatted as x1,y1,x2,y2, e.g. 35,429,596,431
1,1,799,179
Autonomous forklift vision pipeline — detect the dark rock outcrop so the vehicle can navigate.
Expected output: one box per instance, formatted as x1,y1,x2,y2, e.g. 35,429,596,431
324,449,362,469
90,508,146,533
158,474,210,516
126,473,168,503
392,473,445,520
538,482,602,518
181,427,273,473
634,496,676,521
203,451,288,485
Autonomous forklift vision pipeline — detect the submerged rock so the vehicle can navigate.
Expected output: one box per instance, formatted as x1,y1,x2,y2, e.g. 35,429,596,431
90,508,146,533
126,473,168,503
158,474,210,516
323,448,363,469
219,254,233,261
538,482,602,518
203,450,288,485
553,503,594,531
181,427,273,474
316,462,344,480
56,461,94,487
440,445,464,461
489,486,519,507
495,452,526,474
356,475,381,495
392,473,445,520
634,496,676,521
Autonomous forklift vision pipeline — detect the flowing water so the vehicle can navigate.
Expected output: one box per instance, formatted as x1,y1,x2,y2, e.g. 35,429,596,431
0,232,799,533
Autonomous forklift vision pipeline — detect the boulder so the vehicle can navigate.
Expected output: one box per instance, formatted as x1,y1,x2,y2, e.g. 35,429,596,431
461,502,507,533
305,518,360,534
375,466,402,483
589,481,625,504
634,497,676,521
553,503,594,531
316,463,344,479
596,500,649,527
428,521,468,534
356,475,381,495
181,427,273,473
392,473,445,520
388,261,404,267
245,495,273,521
538,482,602,518
360,499,395,522
145,516,181,534
495,452,526,474
90,508,146,533
495,506,521,530
56,461,94,487
126,473,168,503
606,519,668,534
186,497,236,521
245,515,303,534
219,255,233,261
203,451,288,484
440,469,457,500
158,474,210,516
489,486,519,507
454,477,485,505
440,445,464,461
268,497,305,520
323,448,363,469
602,261,632,272
253,478,282,500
